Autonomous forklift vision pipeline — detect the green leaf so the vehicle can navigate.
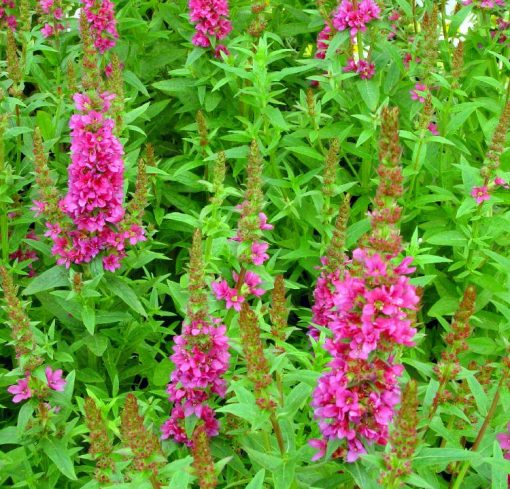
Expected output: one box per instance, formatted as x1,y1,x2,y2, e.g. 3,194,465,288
84,334,108,357
105,276,147,317
82,306,96,335
426,231,467,247
124,101,150,125
246,469,266,489
40,438,77,480
414,448,478,466
356,79,379,112
23,266,69,295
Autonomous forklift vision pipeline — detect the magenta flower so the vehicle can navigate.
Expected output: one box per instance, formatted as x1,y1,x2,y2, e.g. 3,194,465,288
428,122,439,136
310,250,418,461
251,241,269,266
214,44,230,58
225,289,244,311
188,0,233,48
497,423,510,461
211,279,230,300
410,83,428,103
315,24,332,59
495,177,510,189
332,0,380,39
162,318,230,445
471,185,490,204
7,376,32,403
343,58,375,79
81,0,119,53
258,212,273,230
45,367,66,391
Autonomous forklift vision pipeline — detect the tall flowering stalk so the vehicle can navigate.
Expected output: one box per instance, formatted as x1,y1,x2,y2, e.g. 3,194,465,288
81,0,118,53
239,303,285,453
310,193,350,340
33,14,146,272
188,0,232,49
121,394,165,488
309,107,420,462
211,141,273,312
191,424,218,489
1,267,67,405
429,286,476,419
380,380,419,489
84,397,115,484
161,230,230,445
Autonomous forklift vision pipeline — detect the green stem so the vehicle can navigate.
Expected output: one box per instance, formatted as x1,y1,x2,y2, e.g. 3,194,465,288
270,412,285,455
440,0,449,46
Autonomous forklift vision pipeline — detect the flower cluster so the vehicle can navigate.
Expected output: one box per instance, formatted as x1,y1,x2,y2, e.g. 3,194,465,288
8,367,66,403
310,250,419,461
42,91,145,271
162,230,230,446
188,0,233,48
410,82,428,103
462,0,505,8
315,23,332,59
332,0,380,39
39,0,64,38
0,0,16,30
81,0,118,53
161,318,230,445
344,58,375,79
310,107,419,462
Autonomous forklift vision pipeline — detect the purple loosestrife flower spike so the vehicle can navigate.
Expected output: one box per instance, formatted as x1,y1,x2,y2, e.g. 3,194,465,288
162,231,230,446
332,0,380,39
431,286,476,414
81,0,118,53
188,0,232,48
310,107,420,463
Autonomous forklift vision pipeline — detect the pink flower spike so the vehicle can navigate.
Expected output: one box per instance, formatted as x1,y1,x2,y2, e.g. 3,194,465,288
7,376,32,403
251,241,269,266
45,367,66,391
471,186,490,204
